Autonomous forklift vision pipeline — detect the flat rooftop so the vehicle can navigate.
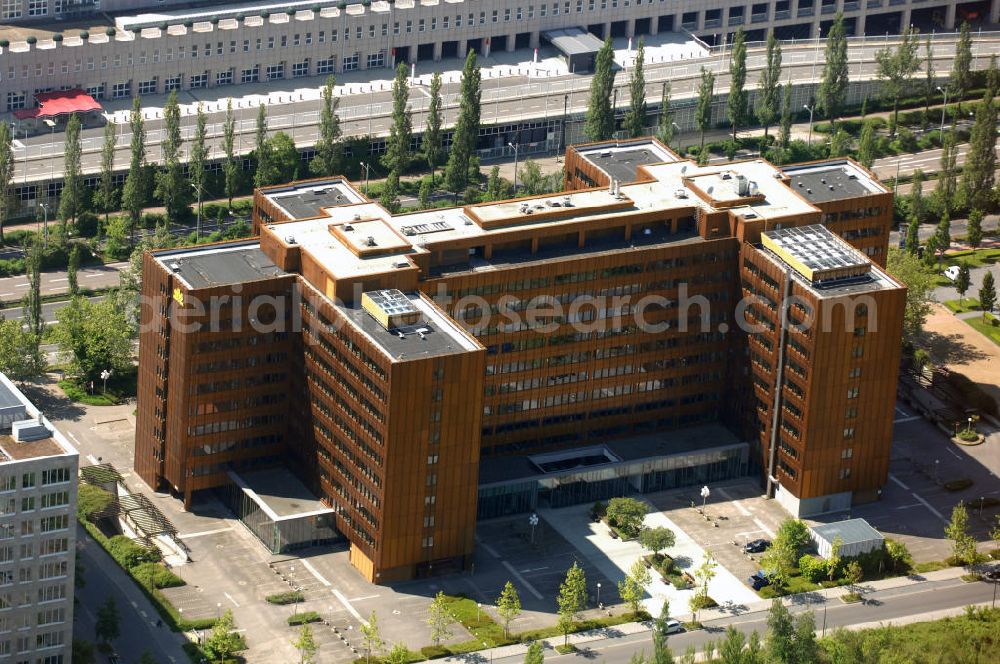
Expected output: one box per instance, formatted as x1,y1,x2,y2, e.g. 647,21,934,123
263,179,366,221
116,0,347,30
0,375,76,463
340,291,481,362
577,140,679,183
763,225,870,282
231,466,334,521
783,160,887,203
811,518,884,545
155,242,287,290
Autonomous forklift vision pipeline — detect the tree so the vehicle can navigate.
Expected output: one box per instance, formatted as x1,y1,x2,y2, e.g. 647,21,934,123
424,72,444,182
584,38,616,141
744,632,763,664
949,22,972,113
59,112,84,237
292,625,318,664
73,639,97,664
223,98,238,208
719,626,745,664
496,581,522,638
792,611,819,664
0,121,12,244
936,127,958,213
843,560,864,594
856,120,877,169
935,214,951,258
383,62,413,176
956,262,971,306
695,68,715,153
817,13,849,123
765,599,794,664
827,535,843,583
885,539,914,574
486,166,508,201
760,539,796,590
968,209,984,249
204,609,246,662
605,497,648,538
946,501,982,565
385,643,408,664
311,76,341,176
829,129,851,158
958,58,998,211
253,103,271,188
727,28,748,143
923,37,935,127
910,169,926,223
418,178,433,208
524,640,545,664
190,103,208,237
756,30,782,141
380,170,400,213
427,591,456,646
694,552,717,602
979,271,996,318
155,90,188,224
651,600,675,664
361,611,384,664
97,120,118,230
67,244,80,297
445,49,482,194
904,216,920,256
95,596,121,644
778,82,793,156
0,316,45,382
775,518,810,553
875,27,921,136
556,562,587,645
121,95,147,248
656,82,675,147
51,296,133,383
22,242,42,340
638,526,676,557
258,132,299,186
618,558,652,616
623,39,647,138
887,248,935,339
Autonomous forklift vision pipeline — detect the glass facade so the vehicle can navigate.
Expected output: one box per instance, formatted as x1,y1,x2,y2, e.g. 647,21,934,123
478,443,748,519
220,481,341,554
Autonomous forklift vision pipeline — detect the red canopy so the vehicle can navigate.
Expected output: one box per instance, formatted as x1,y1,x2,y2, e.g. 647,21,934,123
13,89,102,120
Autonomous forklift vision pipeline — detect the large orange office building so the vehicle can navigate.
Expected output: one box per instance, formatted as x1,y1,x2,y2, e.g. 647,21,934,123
134,139,904,582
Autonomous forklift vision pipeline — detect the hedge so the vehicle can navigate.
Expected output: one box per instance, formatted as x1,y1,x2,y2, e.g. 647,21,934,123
287,611,322,626
265,591,304,605
133,562,186,589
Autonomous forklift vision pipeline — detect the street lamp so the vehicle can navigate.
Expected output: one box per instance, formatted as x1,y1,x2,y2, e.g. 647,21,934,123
671,122,681,152
936,86,949,143
934,459,940,485
508,142,520,193
100,369,112,394
477,602,482,622
700,485,711,511
359,162,371,196
803,105,815,145
38,202,49,248
596,582,602,607
528,512,538,544
191,182,202,240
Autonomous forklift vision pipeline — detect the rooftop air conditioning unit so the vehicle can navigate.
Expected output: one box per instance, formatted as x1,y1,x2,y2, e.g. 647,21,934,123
343,223,354,231
365,236,376,247
285,236,297,245
401,226,415,236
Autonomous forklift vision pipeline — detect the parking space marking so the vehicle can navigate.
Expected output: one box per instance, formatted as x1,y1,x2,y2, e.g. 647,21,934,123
501,560,544,601
716,488,750,517
300,559,332,587
752,518,775,538
347,594,380,602
910,492,947,523
893,416,922,423
176,527,233,539
946,447,962,460
895,406,910,417
475,537,501,559
86,454,100,465
888,474,910,490
895,503,923,510
332,588,367,625
224,592,240,608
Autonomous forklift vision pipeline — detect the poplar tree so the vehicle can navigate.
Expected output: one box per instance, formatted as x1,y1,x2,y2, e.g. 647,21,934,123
756,30,782,141
655,82,674,147
121,95,147,248
556,562,587,646
909,169,925,224
423,72,443,183
22,241,43,340
223,99,238,208
856,120,877,169
980,271,997,318
905,216,920,255
67,245,80,297
0,122,12,244
253,103,271,188
923,37,934,128
727,28,748,144
936,127,958,213
622,39,647,139
59,113,83,238
155,90,187,224
778,83,793,154
875,26,921,135
310,76,341,176
98,120,117,230
445,49,482,194
968,208,984,249
190,104,208,238
958,56,998,212
696,67,715,153
949,22,972,113
817,13,849,124
383,62,412,176
584,38,616,141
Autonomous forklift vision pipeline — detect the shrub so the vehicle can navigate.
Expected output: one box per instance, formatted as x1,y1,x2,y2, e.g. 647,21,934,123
133,562,185,589
0,258,26,277
885,539,914,574
107,535,161,570
421,645,449,659
141,212,165,229
287,611,321,626
265,591,305,605
76,484,115,522
76,211,99,238
798,554,828,583
605,497,648,539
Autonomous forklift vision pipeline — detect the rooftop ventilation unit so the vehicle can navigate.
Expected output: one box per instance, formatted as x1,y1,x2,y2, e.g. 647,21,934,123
169,262,181,272
364,236,376,247
285,236,297,245
343,223,354,231
400,226,416,236
353,214,362,221
392,260,410,269
674,189,688,199
361,289,421,331
313,188,328,195
736,174,750,197
563,196,572,207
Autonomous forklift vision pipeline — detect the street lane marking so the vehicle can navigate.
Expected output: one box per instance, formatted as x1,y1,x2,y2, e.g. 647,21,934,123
224,592,240,608
177,527,233,539
911,492,947,522
502,560,544,601
518,567,548,573
888,474,910,490
332,587,367,625
300,559,331,587
49,277,68,283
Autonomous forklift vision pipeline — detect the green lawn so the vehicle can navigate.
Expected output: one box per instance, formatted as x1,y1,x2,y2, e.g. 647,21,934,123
941,248,1000,269
964,313,1000,347
942,297,982,314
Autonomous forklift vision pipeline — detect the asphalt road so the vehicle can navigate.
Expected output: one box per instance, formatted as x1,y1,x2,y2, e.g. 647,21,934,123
13,32,999,183
0,294,105,322
0,262,124,302
872,142,1000,182
491,575,1000,664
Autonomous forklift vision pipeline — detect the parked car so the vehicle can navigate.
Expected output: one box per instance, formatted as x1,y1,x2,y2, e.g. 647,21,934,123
659,619,683,635
984,568,1000,581
944,265,960,282
744,538,771,553
748,570,771,590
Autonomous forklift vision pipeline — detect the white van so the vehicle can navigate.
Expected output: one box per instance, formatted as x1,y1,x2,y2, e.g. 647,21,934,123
944,265,960,282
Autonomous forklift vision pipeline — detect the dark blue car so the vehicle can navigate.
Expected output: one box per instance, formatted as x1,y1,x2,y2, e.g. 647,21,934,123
748,570,771,590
